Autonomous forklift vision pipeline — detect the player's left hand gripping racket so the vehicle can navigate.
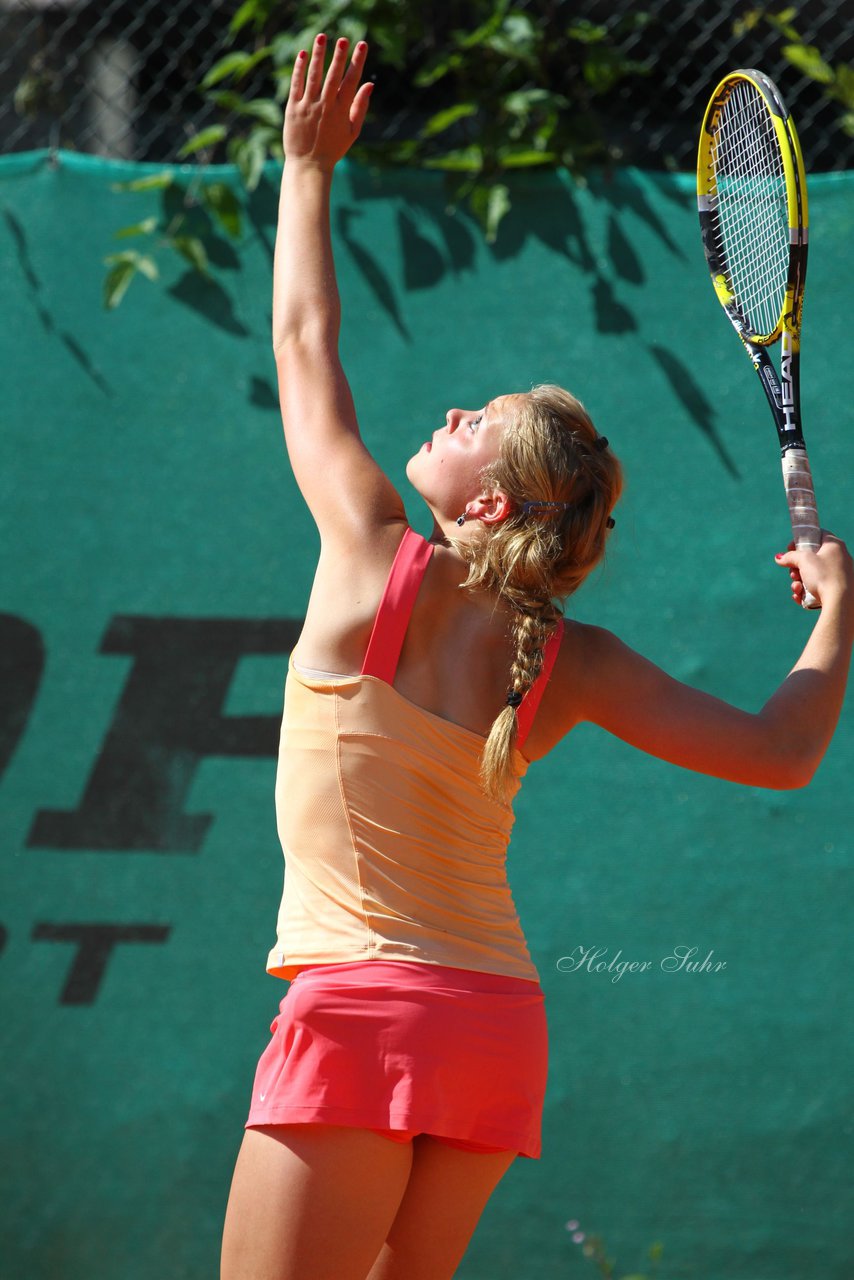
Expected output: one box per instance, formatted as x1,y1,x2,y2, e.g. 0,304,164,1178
697,68,820,608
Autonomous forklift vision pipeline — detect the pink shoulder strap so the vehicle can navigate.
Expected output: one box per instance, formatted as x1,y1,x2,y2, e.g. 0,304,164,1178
361,527,434,683
514,618,565,752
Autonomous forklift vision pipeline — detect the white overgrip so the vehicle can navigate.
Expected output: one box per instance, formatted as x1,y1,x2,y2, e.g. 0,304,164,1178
781,447,820,609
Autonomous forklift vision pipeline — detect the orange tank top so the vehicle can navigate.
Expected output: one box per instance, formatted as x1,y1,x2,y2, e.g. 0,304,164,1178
265,527,564,984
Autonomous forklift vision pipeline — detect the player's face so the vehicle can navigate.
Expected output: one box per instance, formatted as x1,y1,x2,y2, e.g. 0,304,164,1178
407,394,522,518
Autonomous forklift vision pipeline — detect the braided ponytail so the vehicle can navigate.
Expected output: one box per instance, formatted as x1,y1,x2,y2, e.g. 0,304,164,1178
448,384,623,803
479,599,562,797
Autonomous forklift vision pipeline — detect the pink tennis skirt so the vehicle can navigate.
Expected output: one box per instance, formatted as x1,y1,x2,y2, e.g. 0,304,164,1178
245,960,548,1159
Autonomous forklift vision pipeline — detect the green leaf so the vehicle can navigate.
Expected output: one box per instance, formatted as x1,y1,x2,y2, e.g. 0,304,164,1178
270,30,313,68
113,217,158,239
469,182,512,244
840,110,854,137
420,103,477,138
503,88,564,115
453,5,508,52
501,13,537,49
484,29,537,64
229,0,255,36
103,249,141,266
201,182,242,238
765,8,801,40
209,90,245,113
103,258,137,309
202,52,255,88
732,10,762,37
229,0,269,36
567,19,608,43
110,171,173,193
171,235,210,276
136,255,159,281
617,1274,649,1280
239,98,282,127
422,146,483,172
414,52,463,88
647,1242,665,1261
231,131,268,191
209,88,281,127
177,125,227,158
372,22,406,69
484,182,510,243
497,147,557,167
782,43,834,83
834,64,854,108
583,45,630,94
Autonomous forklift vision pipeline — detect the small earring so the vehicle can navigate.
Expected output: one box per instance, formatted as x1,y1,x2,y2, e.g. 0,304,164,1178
456,512,467,526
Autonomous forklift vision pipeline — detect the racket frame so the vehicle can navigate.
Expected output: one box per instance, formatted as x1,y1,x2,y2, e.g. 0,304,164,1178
697,68,821,605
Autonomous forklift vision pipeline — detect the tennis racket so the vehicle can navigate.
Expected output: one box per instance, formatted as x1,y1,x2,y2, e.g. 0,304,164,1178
697,68,820,609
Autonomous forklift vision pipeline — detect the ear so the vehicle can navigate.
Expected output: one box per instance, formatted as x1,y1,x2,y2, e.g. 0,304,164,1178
467,489,514,526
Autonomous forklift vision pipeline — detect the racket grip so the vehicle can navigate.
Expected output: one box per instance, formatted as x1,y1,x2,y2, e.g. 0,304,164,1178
781,449,821,610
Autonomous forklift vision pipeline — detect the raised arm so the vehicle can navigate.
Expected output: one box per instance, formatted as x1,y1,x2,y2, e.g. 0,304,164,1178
565,533,854,789
274,34,406,542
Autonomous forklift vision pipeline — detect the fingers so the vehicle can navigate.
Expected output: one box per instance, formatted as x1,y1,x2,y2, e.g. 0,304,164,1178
320,36,348,102
321,37,355,103
304,32,328,98
292,34,368,105
285,32,370,161
287,37,324,106
775,551,807,605
288,48,308,104
350,80,374,133
339,40,369,103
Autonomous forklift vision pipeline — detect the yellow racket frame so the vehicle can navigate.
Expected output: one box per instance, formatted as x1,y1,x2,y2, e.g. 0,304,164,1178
697,68,808,345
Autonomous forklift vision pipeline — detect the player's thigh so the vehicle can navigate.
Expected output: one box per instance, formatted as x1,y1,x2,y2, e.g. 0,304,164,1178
365,1134,517,1280
221,1124,413,1280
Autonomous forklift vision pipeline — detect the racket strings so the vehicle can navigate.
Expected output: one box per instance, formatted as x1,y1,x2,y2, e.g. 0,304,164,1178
707,80,790,337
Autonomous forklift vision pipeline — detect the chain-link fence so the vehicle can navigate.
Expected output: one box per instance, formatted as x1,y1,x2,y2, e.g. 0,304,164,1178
2,0,852,170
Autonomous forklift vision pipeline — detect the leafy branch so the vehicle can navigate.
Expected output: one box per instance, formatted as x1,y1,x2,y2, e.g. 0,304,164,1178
735,6,854,137
103,171,242,309
103,0,650,307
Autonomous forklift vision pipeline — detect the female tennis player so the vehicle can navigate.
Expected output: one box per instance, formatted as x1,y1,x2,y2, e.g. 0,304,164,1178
220,35,854,1280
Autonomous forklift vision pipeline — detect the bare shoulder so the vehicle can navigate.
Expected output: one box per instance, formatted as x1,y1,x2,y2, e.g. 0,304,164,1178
520,618,612,762
291,519,412,673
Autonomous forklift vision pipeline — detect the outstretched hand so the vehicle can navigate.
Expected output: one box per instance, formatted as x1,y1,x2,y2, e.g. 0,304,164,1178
775,531,853,610
284,34,373,172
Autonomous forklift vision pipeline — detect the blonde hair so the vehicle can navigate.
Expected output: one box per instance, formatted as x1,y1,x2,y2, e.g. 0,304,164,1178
448,384,623,803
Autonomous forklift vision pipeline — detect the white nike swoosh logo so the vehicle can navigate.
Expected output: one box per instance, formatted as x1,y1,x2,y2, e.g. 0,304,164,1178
259,1091,267,1102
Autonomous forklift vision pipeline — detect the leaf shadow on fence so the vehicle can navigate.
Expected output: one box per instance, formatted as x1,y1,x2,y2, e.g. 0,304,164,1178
343,166,703,329
648,343,740,477
168,165,741,482
335,206,412,343
341,168,674,343
4,206,114,396
167,271,250,337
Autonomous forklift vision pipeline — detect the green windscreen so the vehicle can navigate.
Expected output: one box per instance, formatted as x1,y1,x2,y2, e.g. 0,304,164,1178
1,151,852,1280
